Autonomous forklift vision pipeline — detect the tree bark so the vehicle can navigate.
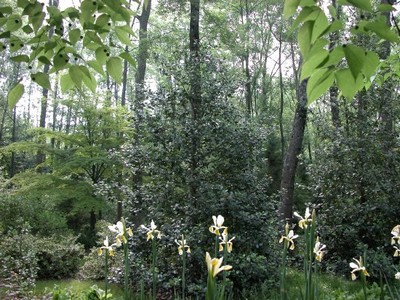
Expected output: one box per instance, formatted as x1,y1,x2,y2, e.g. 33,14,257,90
131,0,152,224
188,0,201,210
280,79,308,220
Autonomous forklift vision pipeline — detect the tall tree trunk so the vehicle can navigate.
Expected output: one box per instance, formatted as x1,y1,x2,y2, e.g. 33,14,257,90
131,0,152,224
280,79,308,220
36,0,58,166
188,0,201,213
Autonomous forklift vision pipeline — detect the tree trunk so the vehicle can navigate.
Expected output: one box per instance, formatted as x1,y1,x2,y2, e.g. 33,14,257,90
131,0,152,224
280,79,308,220
188,0,201,211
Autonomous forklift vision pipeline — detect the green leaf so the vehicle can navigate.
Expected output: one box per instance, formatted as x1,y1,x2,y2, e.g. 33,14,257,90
60,73,74,93
22,24,33,34
362,51,380,80
95,14,110,27
17,0,30,9
95,47,108,65
307,68,335,103
335,68,364,101
301,49,329,80
53,53,69,71
38,56,52,65
283,0,301,18
119,52,136,67
6,15,22,31
8,83,24,109
346,0,372,12
0,6,12,14
343,44,365,80
31,72,51,90
30,11,45,33
106,57,122,84
69,65,83,89
85,31,103,46
365,20,399,43
115,26,132,46
82,72,97,93
88,60,105,75
10,55,29,63
377,4,395,12
320,46,345,68
311,9,329,43
69,28,81,45
298,21,313,59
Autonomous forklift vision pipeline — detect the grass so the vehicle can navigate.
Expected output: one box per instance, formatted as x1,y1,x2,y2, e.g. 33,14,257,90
242,268,365,300
34,279,125,299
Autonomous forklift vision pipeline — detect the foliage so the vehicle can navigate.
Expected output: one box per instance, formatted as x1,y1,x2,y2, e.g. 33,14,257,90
35,235,85,279
0,224,38,299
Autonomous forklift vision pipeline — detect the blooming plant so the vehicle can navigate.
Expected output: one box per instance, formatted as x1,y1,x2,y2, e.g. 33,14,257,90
205,252,232,300
175,234,190,299
279,222,298,300
98,236,117,299
141,220,162,300
109,218,133,300
350,256,369,299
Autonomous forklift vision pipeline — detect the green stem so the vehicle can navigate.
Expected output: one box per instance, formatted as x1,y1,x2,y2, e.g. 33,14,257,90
280,240,288,300
361,272,368,300
206,273,216,300
105,250,109,300
151,238,157,300
182,252,186,299
214,235,219,258
124,240,129,300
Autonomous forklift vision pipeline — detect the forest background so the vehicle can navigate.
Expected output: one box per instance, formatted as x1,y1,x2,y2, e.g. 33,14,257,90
1,0,400,298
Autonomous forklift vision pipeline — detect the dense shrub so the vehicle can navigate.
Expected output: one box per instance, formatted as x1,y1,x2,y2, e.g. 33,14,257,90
36,235,85,279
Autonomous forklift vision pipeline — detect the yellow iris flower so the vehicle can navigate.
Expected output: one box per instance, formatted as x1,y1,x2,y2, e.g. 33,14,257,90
175,235,191,255
293,207,313,229
98,236,116,256
279,223,298,250
349,257,369,280
108,220,133,245
209,215,227,236
391,225,400,245
218,231,235,253
205,252,232,278
141,220,162,241
313,237,326,262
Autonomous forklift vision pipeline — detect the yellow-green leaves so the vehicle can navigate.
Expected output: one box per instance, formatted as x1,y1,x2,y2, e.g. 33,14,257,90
343,44,365,79
31,72,51,90
106,57,123,84
338,0,372,12
283,0,301,18
7,83,24,109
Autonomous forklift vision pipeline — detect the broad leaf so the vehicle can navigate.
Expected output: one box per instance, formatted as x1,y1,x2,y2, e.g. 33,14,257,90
60,73,74,93
311,9,329,43
8,83,24,109
106,57,122,84
115,27,132,46
307,68,335,103
298,21,313,59
365,20,399,43
6,15,22,32
283,0,301,18
119,52,136,67
69,28,81,45
301,49,329,81
82,72,97,93
31,72,51,90
362,51,380,80
346,0,372,12
335,68,364,101
10,55,29,63
95,47,108,65
88,60,105,75
69,65,83,89
343,44,365,80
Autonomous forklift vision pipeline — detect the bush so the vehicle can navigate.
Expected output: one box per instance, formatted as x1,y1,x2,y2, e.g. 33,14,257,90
36,235,85,279
0,224,38,299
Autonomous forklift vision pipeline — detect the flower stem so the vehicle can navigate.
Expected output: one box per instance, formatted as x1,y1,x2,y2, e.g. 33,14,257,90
105,250,109,300
151,238,157,300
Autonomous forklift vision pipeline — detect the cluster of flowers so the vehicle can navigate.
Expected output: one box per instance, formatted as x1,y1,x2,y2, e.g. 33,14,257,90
97,216,234,276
